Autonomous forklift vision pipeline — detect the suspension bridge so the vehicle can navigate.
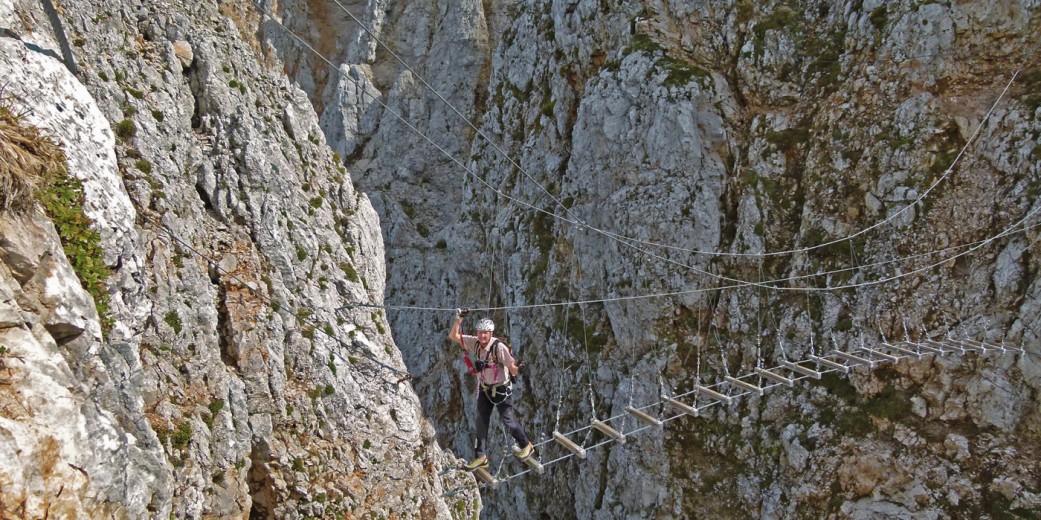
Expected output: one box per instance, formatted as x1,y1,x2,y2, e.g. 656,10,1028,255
444,332,1025,494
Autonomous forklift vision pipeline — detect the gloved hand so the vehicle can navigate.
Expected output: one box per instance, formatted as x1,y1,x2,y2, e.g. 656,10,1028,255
456,307,470,318
517,360,528,378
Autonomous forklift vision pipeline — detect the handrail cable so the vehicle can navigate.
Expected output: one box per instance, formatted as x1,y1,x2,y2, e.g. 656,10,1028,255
256,0,1025,297
324,0,1020,259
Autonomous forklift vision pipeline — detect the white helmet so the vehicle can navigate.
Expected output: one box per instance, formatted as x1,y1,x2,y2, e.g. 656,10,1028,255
475,318,495,332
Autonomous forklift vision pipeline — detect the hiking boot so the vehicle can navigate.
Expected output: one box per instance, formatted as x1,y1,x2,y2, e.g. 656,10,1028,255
514,442,534,460
464,455,488,471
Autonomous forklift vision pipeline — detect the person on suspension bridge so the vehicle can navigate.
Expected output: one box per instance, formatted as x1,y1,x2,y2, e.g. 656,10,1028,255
449,308,533,471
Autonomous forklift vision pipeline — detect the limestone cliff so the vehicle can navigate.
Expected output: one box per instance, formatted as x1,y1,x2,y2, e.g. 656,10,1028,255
277,0,1041,518
0,0,476,517
1,0,1040,518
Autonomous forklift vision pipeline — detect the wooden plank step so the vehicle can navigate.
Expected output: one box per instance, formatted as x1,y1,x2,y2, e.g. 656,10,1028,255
626,405,664,427
552,431,586,459
473,466,497,488
882,342,922,359
662,396,699,418
513,445,544,475
808,355,849,374
861,347,899,363
756,367,794,386
592,419,626,444
780,360,821,379
522,456,544,474
693,385,733,405
725,376,764,396
832,350,875,367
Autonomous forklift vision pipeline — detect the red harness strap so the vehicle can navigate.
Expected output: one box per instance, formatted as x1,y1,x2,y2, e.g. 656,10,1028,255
458,320,478,375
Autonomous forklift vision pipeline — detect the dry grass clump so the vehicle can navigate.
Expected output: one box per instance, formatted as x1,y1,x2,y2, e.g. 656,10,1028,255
0,95,112,332
0,98,67,213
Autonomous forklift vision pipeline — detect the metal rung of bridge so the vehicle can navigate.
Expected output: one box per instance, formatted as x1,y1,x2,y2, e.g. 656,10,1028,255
943,337,990,352
927,338,965,353
908,340,950,354
955,337,1021,353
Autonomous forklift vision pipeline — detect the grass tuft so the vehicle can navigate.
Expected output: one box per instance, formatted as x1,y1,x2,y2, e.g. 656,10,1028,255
0,101,64,212
0,97,113,332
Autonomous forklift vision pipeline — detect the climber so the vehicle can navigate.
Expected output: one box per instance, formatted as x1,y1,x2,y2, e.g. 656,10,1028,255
449,308,533,471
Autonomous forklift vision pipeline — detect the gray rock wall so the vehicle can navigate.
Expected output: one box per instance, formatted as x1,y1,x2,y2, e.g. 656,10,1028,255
291,0,1041,518
0,0,476,517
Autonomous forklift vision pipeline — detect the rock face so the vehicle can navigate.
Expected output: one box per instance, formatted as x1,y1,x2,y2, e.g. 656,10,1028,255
271,0,1041,518
0,0,1039,518
0,0,476,518
0,211,167,518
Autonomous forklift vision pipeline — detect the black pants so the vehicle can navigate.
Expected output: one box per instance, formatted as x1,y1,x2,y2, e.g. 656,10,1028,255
474,387,529,458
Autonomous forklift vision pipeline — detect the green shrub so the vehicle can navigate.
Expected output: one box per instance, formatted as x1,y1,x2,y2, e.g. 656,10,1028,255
114,119,136,140
341,262,359,282
208,398,224,416
541,99,555,117
765,126,811,154
134,159,152,174
171,422,192,449
869,5,888,29
164,311,182,334
39,175,114,332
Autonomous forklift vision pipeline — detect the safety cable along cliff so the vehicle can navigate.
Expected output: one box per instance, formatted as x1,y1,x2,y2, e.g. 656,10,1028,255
250,0,1028,292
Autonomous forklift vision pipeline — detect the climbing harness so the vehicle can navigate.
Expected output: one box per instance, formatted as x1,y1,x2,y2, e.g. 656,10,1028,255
457,312,515,401
476,339,513,403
